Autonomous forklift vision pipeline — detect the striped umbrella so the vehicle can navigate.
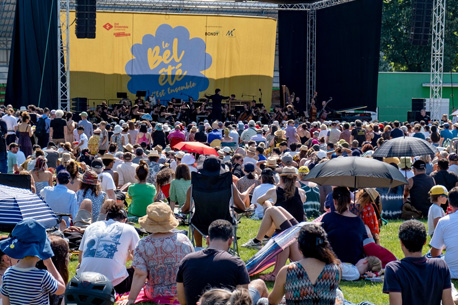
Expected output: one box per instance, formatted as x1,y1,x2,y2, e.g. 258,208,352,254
0,185,58,232
372,136,437,158
246,222,312,276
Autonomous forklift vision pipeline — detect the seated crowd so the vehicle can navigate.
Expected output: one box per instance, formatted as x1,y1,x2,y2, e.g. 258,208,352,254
1,102,458,305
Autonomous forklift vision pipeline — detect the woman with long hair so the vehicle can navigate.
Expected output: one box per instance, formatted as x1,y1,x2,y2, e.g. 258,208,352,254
76,170,106,221
154,167,175,202
351,188,381,244
321,187,368,265
48,235,70,305
136,124,152,146
127,160,156,218
17,111,33,158
65,112,75,143
268,224,340,305
128,121,138,145
30,156,53,195
169,164,191,211
256,166,306,223
66,160,81,192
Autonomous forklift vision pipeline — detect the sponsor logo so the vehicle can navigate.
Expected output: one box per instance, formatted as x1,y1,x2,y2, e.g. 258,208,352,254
205,31,219,36
103,23,113,31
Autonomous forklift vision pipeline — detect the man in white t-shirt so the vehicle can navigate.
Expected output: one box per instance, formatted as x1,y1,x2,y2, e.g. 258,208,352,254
91,159,116,200
78,201,140,293
431,187,458,278
76,126,88,150
2,109,18,145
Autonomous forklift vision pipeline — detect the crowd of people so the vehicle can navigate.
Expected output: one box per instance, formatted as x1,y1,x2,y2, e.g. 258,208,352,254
0,98,458,305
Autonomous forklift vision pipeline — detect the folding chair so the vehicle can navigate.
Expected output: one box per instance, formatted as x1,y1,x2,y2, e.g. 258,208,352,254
189,171,239,255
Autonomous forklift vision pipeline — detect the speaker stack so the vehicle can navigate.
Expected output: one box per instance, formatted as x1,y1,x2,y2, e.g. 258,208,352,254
76,0,96,39
410,0,433,46
408,98,429,122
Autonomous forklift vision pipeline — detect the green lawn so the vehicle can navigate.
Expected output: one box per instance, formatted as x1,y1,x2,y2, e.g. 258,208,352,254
68,218,455,305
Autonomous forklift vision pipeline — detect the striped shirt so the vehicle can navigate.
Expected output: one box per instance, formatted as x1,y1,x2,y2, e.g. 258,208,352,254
1,266,58,305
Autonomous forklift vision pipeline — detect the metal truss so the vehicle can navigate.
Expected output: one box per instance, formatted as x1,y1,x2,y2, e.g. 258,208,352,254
305,9,316,115
430,0,446,121
58,0,70,110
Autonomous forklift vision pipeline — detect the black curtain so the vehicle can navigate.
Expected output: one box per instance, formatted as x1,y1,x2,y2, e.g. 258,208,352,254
279,0,383,112
6,0,58,110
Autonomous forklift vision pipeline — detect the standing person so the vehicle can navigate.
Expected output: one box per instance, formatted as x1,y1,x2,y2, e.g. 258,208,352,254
119,202,194,305
350,120,366,147
2,108,17,146
205,89,229,121
284,120,299,146
0,219,66,305
78,112,93,138
75,126,88,152
176,220,250,305
78,200,140,293
383,220,454,305
0,119,7,174
7,143,19,174
268,224,341,305
98,121,109,155
49,110,67,145
17,112,33,158
36,108,51,148
65,112,75,143
430,187,458,279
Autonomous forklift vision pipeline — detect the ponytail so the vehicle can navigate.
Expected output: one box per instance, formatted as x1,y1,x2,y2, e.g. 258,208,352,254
332,187,351,214
136,160,149,181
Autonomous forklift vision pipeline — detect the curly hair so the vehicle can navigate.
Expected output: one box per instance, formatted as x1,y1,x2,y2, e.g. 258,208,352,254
398,220,426,253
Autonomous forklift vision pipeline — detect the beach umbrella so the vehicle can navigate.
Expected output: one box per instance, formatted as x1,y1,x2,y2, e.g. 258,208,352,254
372,136,437,158
246,222,311,276
141,114,152,121
305,157,408,188
0,185,58,232
173,141,218,156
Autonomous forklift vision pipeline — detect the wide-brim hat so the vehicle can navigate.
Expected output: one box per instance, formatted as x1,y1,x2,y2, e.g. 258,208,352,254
299,145,308,151
139,202,179,233
123,144,134,152
247,147,257,154
102,154,115,161
148,150,160,158
155,123,163,131
175,151,185,159
59,152,72,164
0,218,53,260
113,125,123,134
82,170,100,185
182,154,195,165
280,166,298,176
364,188,380,203
266,157,278,168
274,130,286,137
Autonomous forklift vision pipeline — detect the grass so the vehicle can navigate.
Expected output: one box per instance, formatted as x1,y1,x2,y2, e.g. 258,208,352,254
68,218,456,305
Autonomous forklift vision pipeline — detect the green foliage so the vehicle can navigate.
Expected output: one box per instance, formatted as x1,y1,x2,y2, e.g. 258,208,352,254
380,0,458,72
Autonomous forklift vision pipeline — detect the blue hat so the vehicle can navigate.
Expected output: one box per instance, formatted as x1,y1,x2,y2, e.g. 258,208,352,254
244,163,255,172
155,123,163,131
0,218,54,260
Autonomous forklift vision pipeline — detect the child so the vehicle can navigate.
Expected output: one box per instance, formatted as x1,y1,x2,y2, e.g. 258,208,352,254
427,185,448,236
341,256,382,281
0,219,66,305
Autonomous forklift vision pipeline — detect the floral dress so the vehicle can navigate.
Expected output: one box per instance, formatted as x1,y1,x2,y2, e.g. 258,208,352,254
76,190,107,221
132,233,194,305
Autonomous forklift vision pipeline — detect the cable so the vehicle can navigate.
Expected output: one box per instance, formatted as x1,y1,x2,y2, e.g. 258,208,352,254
38,0,55,108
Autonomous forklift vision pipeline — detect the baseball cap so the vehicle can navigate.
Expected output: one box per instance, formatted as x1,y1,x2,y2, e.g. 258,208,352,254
429,185,448,196
298,166,310,174
316,150,327,159
244,163,255,172
91,159,103,169
412,160,426,170
449,153,458,161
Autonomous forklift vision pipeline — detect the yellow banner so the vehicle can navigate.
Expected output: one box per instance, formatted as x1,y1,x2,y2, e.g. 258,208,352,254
69,12,277,107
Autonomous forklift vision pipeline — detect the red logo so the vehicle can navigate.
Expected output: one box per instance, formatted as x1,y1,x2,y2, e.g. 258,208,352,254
103,23,113,31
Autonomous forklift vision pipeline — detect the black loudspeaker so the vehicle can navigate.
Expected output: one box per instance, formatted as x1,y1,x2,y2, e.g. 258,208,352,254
410,0,433,46
76,0,96,39
117,92,127,99
71,97,88,112
412,98,426,111
136,91,147,97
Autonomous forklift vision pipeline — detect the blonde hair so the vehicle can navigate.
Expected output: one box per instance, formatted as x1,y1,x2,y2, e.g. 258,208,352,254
366,256,382,272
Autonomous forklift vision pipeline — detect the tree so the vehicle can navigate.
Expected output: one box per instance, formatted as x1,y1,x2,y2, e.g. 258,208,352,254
380,0,458,72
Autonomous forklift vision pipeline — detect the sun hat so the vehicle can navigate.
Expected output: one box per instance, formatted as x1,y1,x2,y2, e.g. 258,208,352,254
266,157,278,168
298,166,310,174
80,112,88,117
139,202,179,233
19,106,27,111
123,144,134,153
430,185,448,196
113,125,122,134
175,151,185,159
299,145,308,151
148,150,160,158
399,157,412,169
102,154,115,161
274,130,286,137
0,218,54,260
221,147,232,154
262,125,269,132
181,153,195,166
383,157,400,165
123,152,133,161
93,129,101,135
82,170,99,185
59,152,72,164
244,163,255,172
280,166,298,176
316,150,327,160
247,147,256,155
200,156,224,176
364,188,380,203
155,123,163,131
122,123,128,129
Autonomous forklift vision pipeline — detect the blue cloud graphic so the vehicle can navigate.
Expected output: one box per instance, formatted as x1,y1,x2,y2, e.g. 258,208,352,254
126,24,212,101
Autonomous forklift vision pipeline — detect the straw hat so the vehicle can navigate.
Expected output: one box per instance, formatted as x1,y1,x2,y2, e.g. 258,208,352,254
280,166,298,176
364,188,380,203
175,151,185,159
101,154,115,161
274,130,286,137
148,150,160,158
123,144,134,153
247,147,257,155
383,157,400,165
59,152,72,165
299,145,308,151
266,157,278,168
139,202,179,233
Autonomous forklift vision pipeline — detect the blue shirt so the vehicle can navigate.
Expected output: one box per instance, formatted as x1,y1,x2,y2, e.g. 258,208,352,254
440,129,453,141
78,119,93,138
7,151,17,174
413,132,425,140
41,184,78,225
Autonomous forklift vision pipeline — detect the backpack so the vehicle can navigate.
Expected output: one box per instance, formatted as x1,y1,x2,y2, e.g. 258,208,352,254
35,117,46,136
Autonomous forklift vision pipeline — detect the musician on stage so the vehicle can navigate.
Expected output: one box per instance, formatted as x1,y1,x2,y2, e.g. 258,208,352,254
273,105,286,122
309,92,318,121
205,89,229,121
